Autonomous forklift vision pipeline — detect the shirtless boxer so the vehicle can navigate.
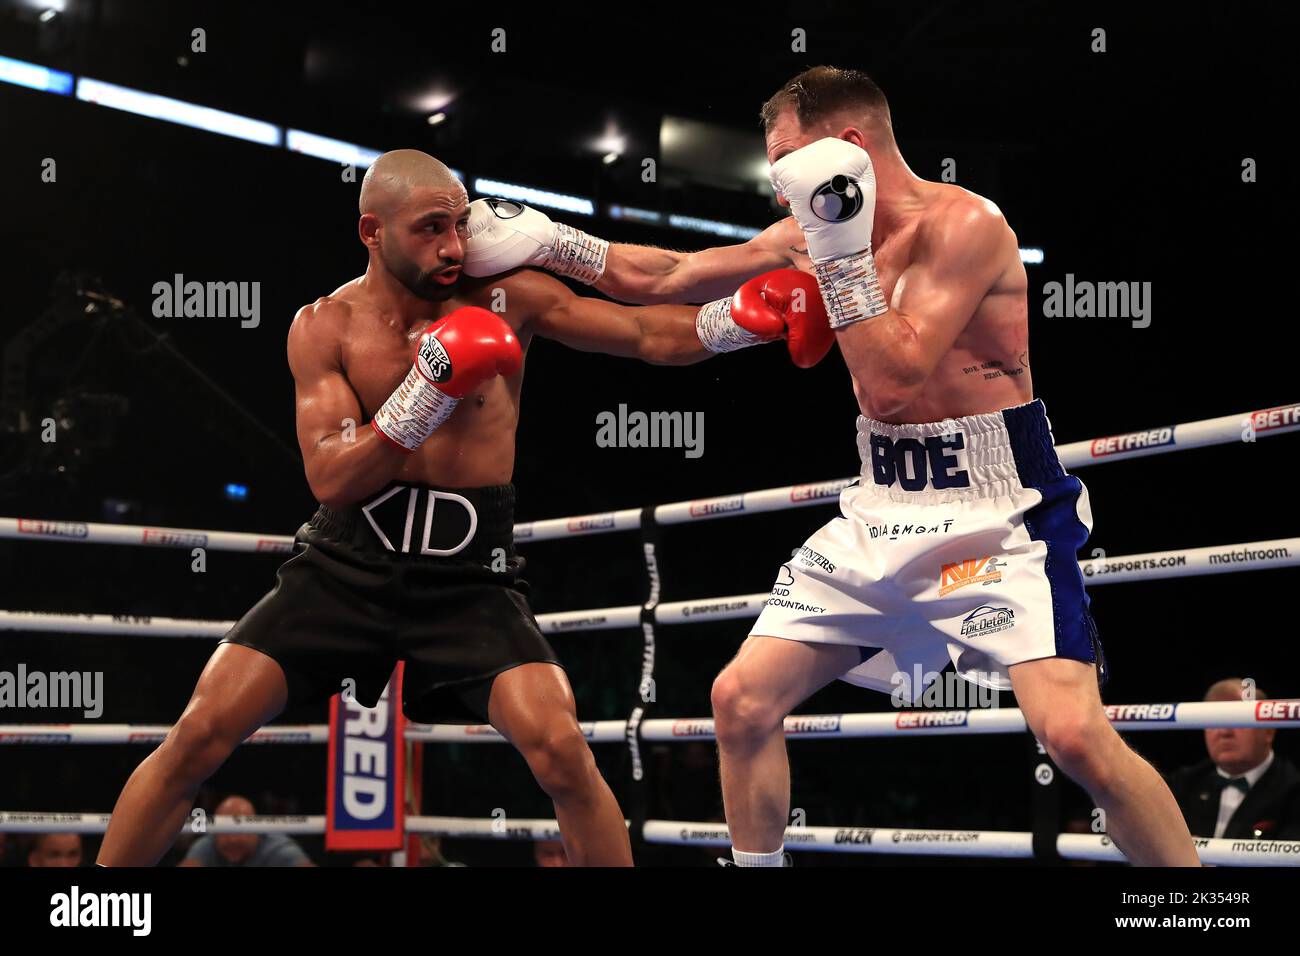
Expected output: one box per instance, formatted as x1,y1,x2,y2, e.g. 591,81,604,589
96,149,830,867
463,67,1199,866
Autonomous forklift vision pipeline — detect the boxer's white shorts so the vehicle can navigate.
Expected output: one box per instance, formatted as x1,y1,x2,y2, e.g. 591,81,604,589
750,400,1107,703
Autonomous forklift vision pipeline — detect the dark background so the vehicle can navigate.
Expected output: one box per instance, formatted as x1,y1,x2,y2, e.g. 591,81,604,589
0,1,1295,866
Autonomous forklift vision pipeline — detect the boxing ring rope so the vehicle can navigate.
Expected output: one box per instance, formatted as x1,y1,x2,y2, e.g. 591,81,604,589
2,403,1296,550
0,811,1293,865
2,402,1297,865
1,533,1295,643
4,700,1298,745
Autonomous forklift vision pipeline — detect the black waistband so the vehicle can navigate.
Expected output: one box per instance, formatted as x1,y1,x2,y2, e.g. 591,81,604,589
299,483,515,563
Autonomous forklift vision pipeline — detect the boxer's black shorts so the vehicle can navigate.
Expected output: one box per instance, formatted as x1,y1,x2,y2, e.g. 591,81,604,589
220,482,561,723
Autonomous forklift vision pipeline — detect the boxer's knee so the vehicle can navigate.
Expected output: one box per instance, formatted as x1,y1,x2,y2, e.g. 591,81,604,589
517,718,596,801
1037,707,1118,792
711,667,784,749
160,707,245,786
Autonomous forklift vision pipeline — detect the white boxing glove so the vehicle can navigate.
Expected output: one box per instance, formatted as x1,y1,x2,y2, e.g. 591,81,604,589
462,198,608,284
769,138,888,328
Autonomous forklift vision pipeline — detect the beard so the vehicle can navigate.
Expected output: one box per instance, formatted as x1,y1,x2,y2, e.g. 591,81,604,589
381,243,457,302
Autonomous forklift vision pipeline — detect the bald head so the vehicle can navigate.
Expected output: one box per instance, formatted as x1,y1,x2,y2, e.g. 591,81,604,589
216,795,255,816
1205,678,1268,702
360,149,463,218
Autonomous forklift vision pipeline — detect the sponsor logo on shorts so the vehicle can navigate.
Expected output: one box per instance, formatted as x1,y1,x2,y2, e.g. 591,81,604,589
1257,700,1300,722
959,605,1015,637
689,496,744,517
766,565,827,613
1089,427,1174,457
791,546,836,574
1249,403,1300,433
1103,703,1176,722
17,519,88,539
868,519,956,541
939,556,1004,596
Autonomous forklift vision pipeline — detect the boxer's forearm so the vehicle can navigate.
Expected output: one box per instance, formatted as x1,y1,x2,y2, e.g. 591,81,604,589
304,428,407,509
635,305,716,365
594,245,694,305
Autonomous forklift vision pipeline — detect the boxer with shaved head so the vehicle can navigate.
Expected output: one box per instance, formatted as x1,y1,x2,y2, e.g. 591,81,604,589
98,149,831,867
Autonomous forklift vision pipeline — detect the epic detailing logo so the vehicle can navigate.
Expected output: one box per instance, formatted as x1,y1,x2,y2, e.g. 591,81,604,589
939,557,1004,596
959,605,1015,637
1089,427,1174,457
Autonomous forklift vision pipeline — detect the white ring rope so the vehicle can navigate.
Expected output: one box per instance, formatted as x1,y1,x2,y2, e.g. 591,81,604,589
1,403,1294,549
5,701,1297,746
0,812,1293,865
1,535,1295,640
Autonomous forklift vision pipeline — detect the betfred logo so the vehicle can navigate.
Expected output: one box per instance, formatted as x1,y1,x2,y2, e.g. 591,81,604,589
1256,700,1300,722
789,481,846,503
142,529,207,548
1250,404,1300,433
1089,427,1174,457
939,556,1004,596
16,519,88,539
671,719,714,737
566,515,614,533
689,496,744,517
1104,703,1176,722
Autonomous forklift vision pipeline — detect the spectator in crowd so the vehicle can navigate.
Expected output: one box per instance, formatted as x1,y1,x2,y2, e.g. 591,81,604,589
27,833,83,867
533,838,568,867
180,795,315,867
1166,678,1300,841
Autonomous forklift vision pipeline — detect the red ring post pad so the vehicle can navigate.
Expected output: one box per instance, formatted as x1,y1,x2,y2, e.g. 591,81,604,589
326,664,406,851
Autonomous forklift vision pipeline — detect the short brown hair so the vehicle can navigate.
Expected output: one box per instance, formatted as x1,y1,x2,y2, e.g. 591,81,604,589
760,66,891,135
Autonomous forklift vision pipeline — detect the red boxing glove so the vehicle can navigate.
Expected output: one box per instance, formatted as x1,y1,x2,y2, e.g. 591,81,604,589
423,306,523,398
730,269,834,368
371,306,522,452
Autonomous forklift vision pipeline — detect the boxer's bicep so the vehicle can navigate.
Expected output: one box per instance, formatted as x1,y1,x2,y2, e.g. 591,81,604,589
287,313,361,466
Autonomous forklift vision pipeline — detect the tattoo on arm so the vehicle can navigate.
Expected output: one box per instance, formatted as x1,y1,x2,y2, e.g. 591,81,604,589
789,244,809,257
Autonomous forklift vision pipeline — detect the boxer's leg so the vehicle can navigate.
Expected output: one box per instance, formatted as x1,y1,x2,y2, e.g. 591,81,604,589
97,643,288,866
488,662,633,866
1011,657,1200,866
711,636,862,861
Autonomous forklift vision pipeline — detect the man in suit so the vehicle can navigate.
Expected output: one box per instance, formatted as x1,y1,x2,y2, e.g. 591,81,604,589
1167,678,1300,841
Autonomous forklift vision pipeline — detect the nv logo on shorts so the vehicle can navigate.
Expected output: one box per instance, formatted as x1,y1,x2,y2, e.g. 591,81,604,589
939,557,1004,596
869,433,971,491
361,485,478,556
